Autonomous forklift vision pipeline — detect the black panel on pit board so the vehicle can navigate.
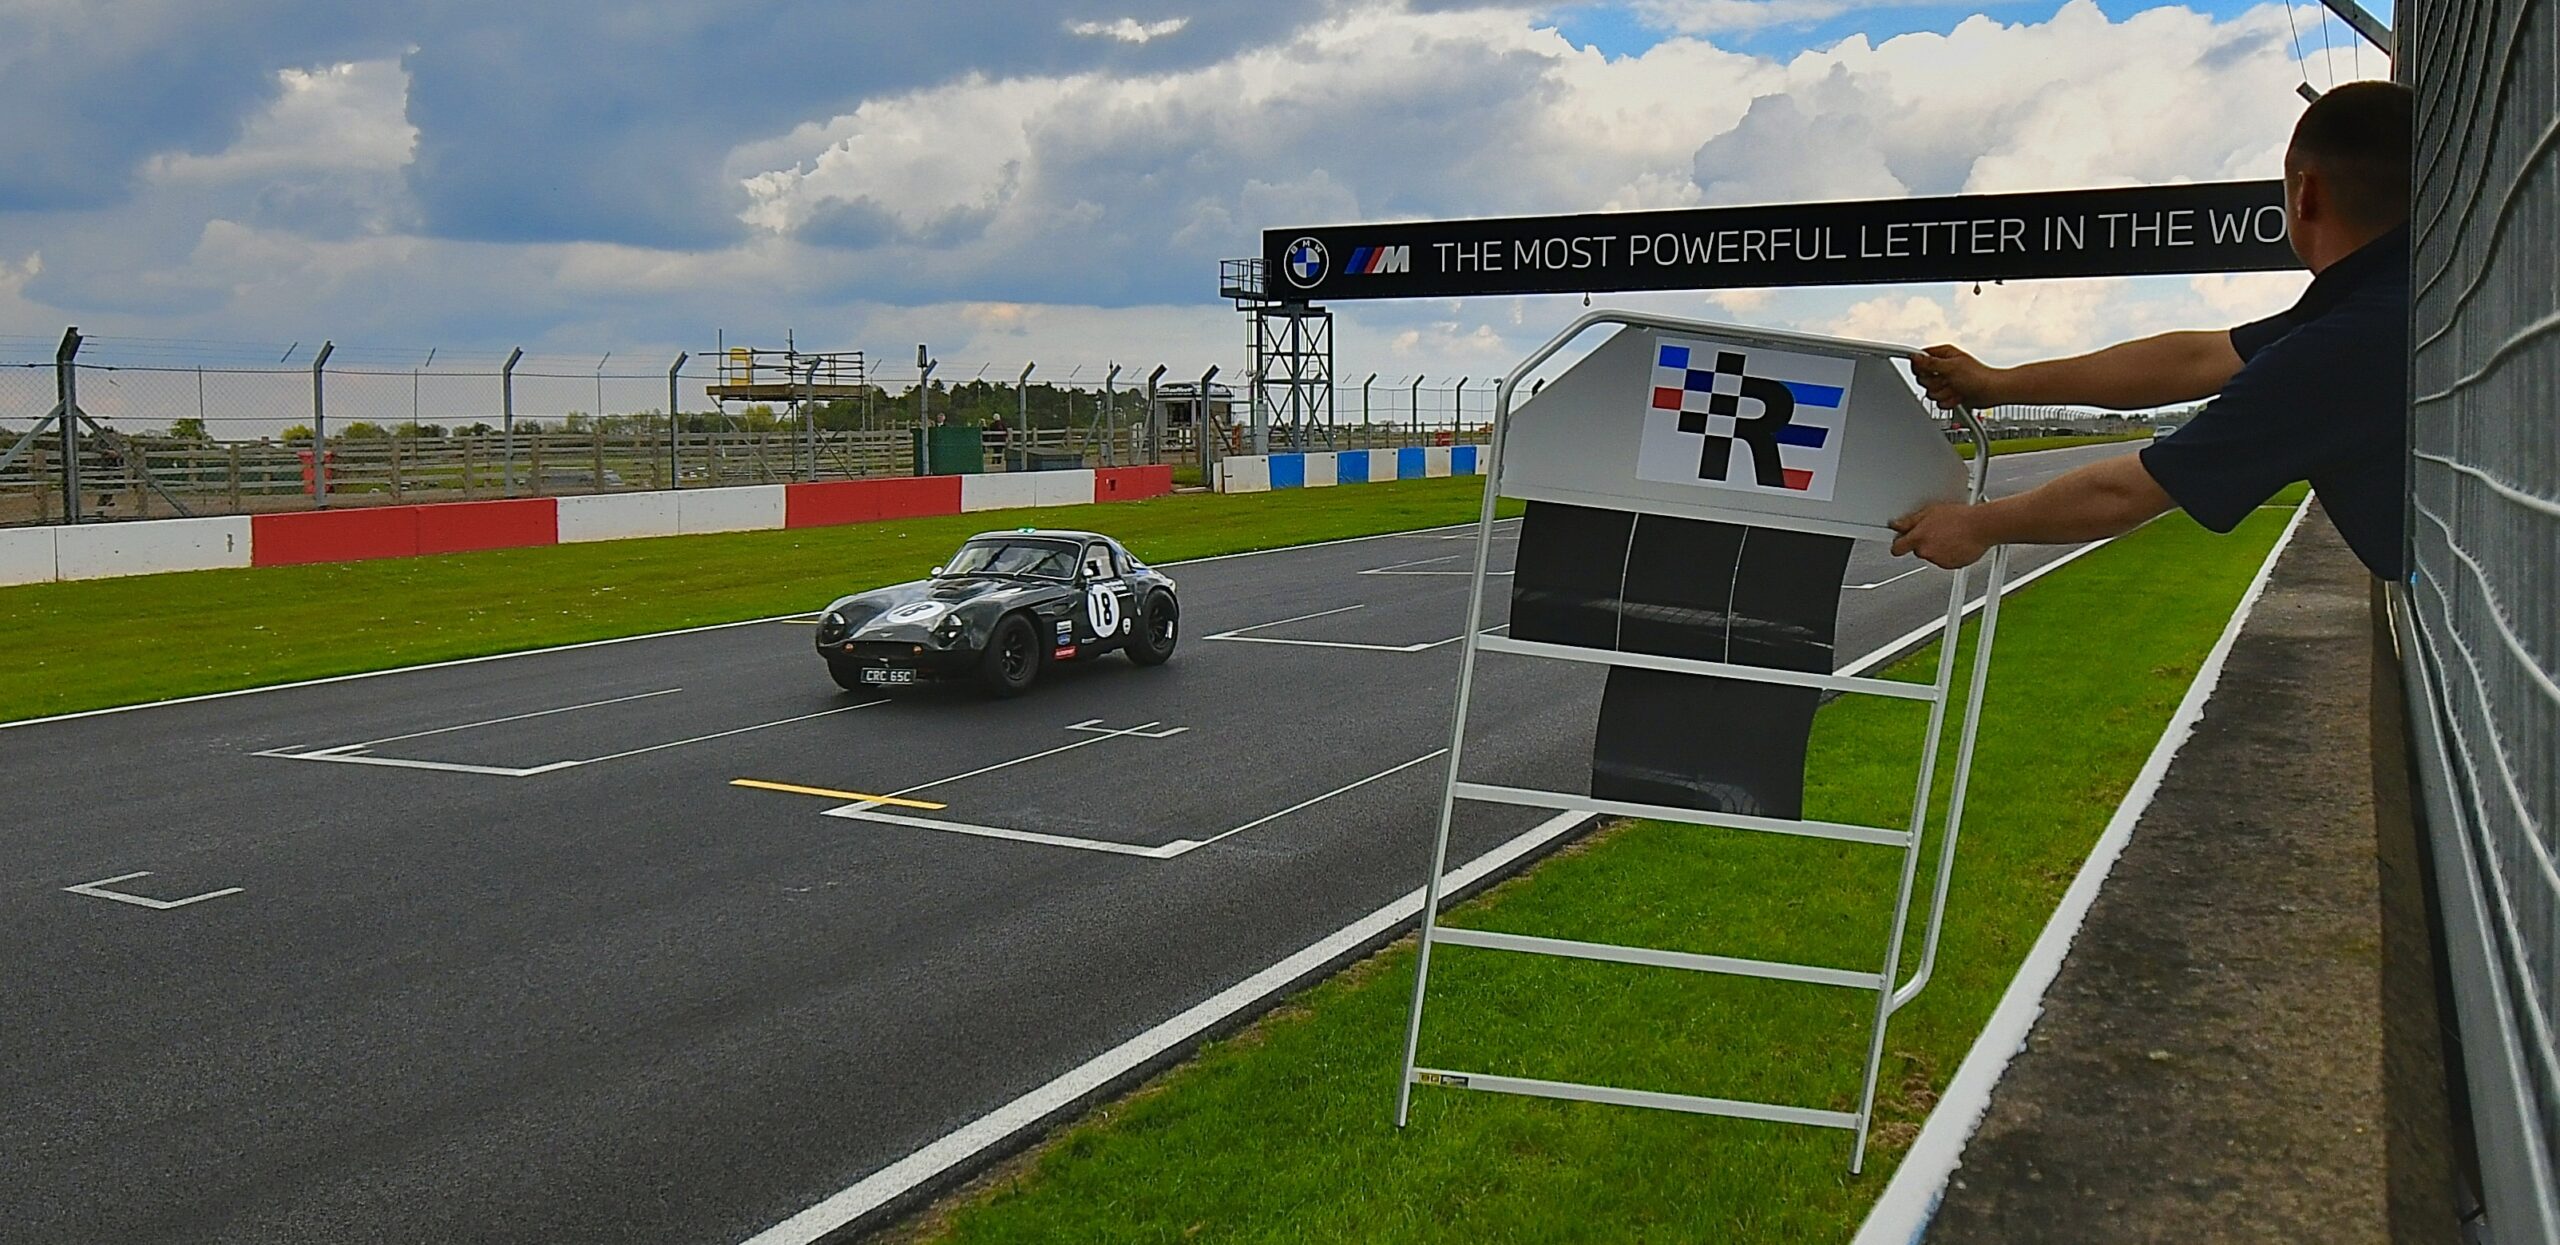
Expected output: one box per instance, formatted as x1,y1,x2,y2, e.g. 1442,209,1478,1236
1506,500,1852,821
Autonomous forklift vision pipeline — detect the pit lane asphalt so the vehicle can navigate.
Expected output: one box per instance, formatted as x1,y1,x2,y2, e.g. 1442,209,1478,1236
0,441,2138,1244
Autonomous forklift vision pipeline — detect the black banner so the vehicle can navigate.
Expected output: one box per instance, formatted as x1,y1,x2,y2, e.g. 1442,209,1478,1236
1260,180,2293,300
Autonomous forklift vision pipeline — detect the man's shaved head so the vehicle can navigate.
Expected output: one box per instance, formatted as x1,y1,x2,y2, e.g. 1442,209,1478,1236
2286,80,2413,232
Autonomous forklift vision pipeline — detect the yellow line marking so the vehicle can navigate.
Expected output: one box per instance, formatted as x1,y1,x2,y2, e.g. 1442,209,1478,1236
730,779,948,810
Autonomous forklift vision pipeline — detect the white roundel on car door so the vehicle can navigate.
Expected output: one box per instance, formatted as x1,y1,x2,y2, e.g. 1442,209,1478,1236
1086,584,1123,636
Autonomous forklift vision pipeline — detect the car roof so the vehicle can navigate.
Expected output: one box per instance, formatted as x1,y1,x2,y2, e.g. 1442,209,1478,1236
963,528,1111,543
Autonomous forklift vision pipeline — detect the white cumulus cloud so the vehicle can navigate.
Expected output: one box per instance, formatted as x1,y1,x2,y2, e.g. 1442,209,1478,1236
1066,16,1191,43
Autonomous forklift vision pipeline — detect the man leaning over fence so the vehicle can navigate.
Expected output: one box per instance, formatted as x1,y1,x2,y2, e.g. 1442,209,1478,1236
1889,81,2414,581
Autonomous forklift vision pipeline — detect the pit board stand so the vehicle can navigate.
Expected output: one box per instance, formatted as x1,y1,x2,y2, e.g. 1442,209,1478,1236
1394,311,2010,1172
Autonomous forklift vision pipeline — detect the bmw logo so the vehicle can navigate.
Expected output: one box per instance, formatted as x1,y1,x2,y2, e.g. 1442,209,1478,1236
1284,237,1327,289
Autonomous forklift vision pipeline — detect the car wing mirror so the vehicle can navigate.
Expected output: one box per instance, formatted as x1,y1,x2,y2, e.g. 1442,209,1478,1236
931,566,945,577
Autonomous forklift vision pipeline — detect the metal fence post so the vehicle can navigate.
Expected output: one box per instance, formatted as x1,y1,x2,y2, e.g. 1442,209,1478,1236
1103,363,1121,467
310,340,334,509
1198,364,1220,486
668,351,687,490
1145,365,1166,465
1409,375,1423,449
1362,373,1377,449
1018,362,1035,470
54,327,82,523
501,346,524,496
915,351,938,475
800,357,819,481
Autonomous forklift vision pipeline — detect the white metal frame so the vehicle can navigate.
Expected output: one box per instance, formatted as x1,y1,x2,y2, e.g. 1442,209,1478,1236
1394,310,2010,1172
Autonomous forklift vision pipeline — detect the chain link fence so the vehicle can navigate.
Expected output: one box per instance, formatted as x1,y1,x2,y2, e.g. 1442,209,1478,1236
2404,0,2559,1236
2,338,2132,526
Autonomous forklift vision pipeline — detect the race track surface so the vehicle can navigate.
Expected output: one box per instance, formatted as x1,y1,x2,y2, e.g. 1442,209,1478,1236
0,442,2135,1243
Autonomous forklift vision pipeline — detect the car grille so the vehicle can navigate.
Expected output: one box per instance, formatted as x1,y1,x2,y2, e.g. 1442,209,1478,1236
833,640,932,660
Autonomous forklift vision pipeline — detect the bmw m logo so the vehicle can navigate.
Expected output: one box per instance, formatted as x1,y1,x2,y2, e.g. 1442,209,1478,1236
1284,237,1327,288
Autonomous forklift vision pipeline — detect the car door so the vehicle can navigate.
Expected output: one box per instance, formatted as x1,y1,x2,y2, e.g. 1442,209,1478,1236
1075,541,1135,652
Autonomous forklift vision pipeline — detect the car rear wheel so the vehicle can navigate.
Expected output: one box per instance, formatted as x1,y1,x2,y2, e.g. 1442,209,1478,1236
977,613,1041,697
1128,592,1177,666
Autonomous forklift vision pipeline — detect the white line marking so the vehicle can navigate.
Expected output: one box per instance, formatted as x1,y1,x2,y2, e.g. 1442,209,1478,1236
1846,567,1928,592
1201,604,1365,640
739,809,1592,1245
355,688,684,747
1065,719,1189,739
64,871,243,910
250,748,576,777
1208,622,1511,654
1211,634,1434,653
255,700,885,777
1359,554,1516,578
827,742,1449,859
573,701,886,767
1190,750,1449,849
853,722,1162,808
825,808,1200,858
1851,498,2310,1245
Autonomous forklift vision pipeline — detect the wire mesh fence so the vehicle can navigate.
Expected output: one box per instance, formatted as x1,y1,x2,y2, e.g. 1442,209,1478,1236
1,336,2127,526
2404,0,2559,1235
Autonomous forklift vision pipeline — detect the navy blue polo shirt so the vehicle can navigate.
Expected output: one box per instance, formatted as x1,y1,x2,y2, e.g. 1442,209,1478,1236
2140,223,2409,578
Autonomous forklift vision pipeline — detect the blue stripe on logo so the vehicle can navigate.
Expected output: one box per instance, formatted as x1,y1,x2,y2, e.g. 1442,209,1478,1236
1774,424,1829,448
1782,381,1845,407
1657,344,1690,370
1346,247,1372,274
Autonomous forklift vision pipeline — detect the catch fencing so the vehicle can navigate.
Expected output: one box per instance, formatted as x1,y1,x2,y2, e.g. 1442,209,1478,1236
1,340,2125,527
2402,0,2560,1238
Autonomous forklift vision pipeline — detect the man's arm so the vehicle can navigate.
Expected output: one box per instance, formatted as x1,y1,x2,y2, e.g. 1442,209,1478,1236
1889,454,2172,569
1911,330,2244,411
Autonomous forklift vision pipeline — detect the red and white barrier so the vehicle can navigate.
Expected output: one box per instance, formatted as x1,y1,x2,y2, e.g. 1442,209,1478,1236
0,465,1178,587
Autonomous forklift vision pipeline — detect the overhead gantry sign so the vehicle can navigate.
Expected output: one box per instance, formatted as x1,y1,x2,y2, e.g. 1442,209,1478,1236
1263,180,2293,300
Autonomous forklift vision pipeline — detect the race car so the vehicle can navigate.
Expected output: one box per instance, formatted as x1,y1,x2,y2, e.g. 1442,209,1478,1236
812,529,1179,696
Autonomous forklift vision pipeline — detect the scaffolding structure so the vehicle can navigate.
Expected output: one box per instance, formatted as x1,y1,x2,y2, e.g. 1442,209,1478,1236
1223,258,1335,453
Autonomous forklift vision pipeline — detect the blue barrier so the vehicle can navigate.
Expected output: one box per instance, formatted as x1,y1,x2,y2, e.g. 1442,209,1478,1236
1397,447,1426,480
1336,450,1369,484
1452,445,1478,475
1269,453,1306,489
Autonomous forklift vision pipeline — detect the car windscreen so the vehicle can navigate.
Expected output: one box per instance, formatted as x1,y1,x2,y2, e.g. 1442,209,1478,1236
942,539,1078,580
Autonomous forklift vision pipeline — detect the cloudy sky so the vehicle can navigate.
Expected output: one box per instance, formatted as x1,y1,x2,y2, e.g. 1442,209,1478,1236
0,0,2389,396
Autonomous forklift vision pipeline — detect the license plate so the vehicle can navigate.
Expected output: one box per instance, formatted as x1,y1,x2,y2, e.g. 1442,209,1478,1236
861,668,919,685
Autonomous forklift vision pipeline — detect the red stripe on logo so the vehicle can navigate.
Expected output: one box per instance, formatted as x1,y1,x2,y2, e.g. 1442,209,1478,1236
1782,468,1814,491
1651,386,1685,410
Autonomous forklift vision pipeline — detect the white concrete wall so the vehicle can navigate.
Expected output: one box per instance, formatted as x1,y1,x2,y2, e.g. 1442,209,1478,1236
0,526,58,586
961,473,1044,512
557,491,679,543
1031,469,1097,508
677,484,786,535
53,515,254,581
1216,455,1271,494
1368,449,1400,482
1424,446,1453,478
1303,453,1338,487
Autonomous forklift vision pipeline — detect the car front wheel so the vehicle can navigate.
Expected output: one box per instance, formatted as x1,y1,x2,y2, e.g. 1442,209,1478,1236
977,613,1042,697
1128,592,1177,667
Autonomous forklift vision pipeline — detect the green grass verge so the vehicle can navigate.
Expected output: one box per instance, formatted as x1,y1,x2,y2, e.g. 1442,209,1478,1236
906,503,2295,1245
1957,432,2149,458
0,476,1504,724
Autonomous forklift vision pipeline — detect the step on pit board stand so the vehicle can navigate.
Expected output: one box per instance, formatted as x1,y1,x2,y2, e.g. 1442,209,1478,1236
1393,311,2010,1172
